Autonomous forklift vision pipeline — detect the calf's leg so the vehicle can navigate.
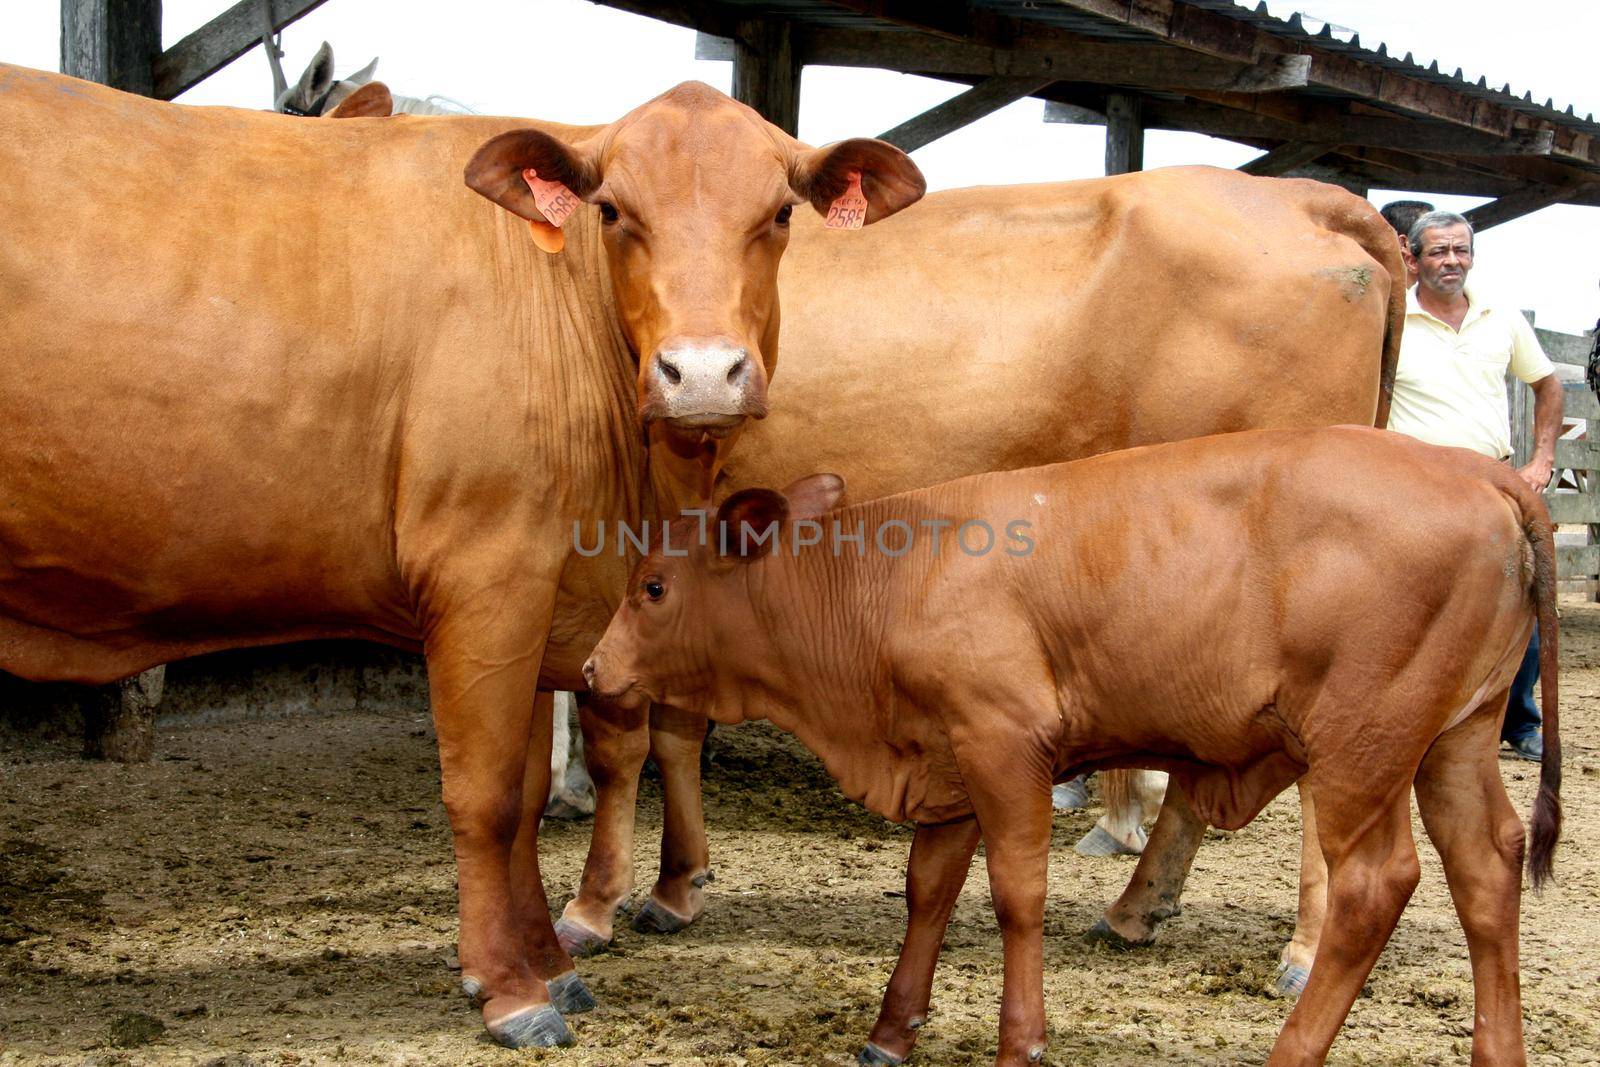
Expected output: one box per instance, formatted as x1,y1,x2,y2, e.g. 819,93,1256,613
558,692,649,956
1267,775,1420,1066
1413,697,1527,1066
862,818,982,1065
633,702,714,934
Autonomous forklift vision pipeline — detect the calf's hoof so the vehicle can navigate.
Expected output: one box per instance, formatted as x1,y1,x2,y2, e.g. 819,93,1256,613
858,1042,905,1066
1083,917,1154,950
632,896,697,935
1073,824,1146,857
1270,961,1310,998
1052,776,1089,811
485,1004,573,1049
547,970,597,1014
543,792,595,821
554,916,611,959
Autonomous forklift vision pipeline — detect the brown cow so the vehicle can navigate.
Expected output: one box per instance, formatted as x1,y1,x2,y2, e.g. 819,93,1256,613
0,64,920,1046
558,169,1407,985
585,427,1561,1067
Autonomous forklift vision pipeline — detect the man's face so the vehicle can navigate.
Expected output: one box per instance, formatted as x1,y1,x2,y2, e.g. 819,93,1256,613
1411,223,1473,297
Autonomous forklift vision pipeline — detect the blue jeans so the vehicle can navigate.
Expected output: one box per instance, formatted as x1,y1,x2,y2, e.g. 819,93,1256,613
1503,625,1541,744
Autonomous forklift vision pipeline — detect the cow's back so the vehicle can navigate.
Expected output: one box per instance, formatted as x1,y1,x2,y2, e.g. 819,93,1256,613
730,167,1396,502
0,66,622,682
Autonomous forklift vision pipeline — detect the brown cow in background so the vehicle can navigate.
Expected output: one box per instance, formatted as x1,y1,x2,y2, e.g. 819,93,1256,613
586,427,1562,1067
0,64,922,1047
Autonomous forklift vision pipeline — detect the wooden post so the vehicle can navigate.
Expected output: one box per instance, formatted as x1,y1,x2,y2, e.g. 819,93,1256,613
83,666,164,762
732,18,801,136
1104,92,1144,175
61,0,163,96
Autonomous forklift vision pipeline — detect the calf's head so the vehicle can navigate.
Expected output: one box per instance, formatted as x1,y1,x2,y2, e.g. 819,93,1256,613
465,83,924,440
583,473,846,714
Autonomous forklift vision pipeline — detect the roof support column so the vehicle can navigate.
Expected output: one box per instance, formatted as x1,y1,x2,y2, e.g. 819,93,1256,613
61,0,162,96
733,17,801,136
1104,92,1144,175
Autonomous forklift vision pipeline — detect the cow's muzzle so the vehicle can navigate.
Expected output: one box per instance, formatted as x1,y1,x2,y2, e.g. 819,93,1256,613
639,337,769,434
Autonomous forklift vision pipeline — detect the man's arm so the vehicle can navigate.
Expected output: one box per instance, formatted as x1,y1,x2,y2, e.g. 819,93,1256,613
1518,372,1563,491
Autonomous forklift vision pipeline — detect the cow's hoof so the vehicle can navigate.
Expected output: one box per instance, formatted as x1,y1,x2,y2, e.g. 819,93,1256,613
858,1042,905,1066
1083,917,1153,950
1052,776,1089,811
632,896,696,935
1074,824,1145,857
486,1004,573,1049
547,971,597,1014
461,975,483,1001
1270,961,1310,998
554,917,611,959
544,793,595,821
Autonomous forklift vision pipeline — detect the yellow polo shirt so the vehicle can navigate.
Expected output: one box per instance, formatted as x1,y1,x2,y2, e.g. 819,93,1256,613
1387,284,1555,460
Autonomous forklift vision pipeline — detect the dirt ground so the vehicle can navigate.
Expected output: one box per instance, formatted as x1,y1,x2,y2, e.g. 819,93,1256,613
3,607,1599,1067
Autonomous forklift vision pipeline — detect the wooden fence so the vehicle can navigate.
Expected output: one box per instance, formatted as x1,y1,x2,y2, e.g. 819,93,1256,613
1509,313,1599,596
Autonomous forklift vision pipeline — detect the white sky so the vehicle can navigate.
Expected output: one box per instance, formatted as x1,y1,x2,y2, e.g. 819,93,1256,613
6,0,1599,331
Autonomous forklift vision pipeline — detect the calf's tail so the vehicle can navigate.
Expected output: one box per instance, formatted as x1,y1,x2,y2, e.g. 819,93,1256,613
1524,497,1562,889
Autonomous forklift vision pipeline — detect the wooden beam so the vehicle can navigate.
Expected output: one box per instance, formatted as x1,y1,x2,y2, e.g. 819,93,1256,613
1240,141,1336,177
1465,182,1600,231
731,17,800,136
1044,96,1557,157
1104,92,1143,175
877,76,1053,152
821,0,1598,165
153,0,331,101
61,0,162,96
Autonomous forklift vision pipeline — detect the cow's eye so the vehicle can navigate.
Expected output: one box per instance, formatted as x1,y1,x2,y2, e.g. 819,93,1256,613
598,201,620,224
644,579,665,601
774,204,793,226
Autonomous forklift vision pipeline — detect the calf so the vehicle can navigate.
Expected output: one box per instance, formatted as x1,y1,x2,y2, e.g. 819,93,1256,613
585,426,1560,1067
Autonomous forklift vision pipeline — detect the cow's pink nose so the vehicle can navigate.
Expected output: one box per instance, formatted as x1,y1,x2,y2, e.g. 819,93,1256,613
646,337,765,423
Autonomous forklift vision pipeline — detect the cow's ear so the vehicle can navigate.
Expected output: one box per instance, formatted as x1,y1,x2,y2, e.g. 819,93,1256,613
464,129,601,254
790,138,925,226
326,82,392,119
279,40,335,114
716,488,789,562
781,474,845,520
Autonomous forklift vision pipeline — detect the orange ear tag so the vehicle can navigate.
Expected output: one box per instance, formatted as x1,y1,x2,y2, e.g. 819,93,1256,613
523,167,580,253
823,171,868,231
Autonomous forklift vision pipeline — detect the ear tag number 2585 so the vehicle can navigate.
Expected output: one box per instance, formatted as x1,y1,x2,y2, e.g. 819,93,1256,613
824,171,868,231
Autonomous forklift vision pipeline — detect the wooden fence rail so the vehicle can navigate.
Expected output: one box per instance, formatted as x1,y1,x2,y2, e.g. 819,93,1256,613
1510,313,1599,594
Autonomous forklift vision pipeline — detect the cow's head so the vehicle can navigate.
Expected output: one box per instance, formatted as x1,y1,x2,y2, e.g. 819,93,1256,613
583,473,846,714
464,83,924,441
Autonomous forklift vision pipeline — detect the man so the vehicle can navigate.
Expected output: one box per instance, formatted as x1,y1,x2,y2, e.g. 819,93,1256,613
1379,200,1433,287
1390,210,1562,760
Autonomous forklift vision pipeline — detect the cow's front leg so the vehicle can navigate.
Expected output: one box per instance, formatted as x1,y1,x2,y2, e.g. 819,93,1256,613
976,785,1052,1066
1274,779,1327,997
634,702,713,934
557,691,650,956
505,690,592,1014
1089,775,1207,946
861,818,981,1066
428,600,571,1048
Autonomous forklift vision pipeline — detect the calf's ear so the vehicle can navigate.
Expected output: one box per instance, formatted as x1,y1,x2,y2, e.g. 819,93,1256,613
781,473,846,520
716,488,790,562
790,138,926,226
464,130,602,253
326,82,392,119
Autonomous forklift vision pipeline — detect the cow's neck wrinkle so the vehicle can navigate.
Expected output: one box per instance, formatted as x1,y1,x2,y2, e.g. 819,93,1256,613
736,524,962,824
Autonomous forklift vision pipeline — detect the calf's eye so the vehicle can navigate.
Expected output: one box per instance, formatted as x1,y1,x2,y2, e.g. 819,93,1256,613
599,201,620,224
775,204,793,226
644,579,665,601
